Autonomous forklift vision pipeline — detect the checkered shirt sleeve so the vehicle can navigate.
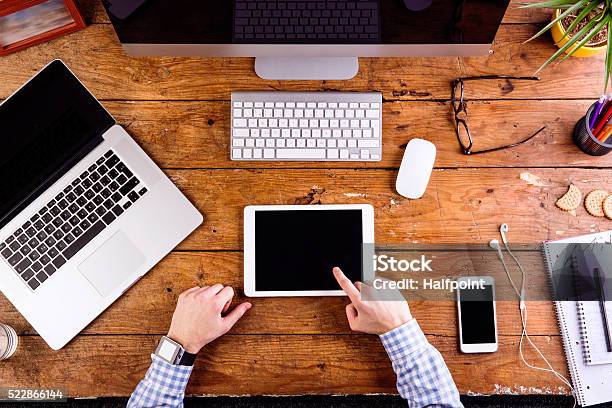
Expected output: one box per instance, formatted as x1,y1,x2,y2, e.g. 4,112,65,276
380,319,463,408
127,354,193,408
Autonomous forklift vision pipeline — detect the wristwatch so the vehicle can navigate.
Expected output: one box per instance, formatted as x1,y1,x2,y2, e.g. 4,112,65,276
154,336,197,366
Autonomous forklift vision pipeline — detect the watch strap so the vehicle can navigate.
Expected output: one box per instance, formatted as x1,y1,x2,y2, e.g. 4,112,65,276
178,350,197,366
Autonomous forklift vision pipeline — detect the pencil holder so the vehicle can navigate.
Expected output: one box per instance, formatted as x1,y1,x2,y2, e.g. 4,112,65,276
574,103,612,156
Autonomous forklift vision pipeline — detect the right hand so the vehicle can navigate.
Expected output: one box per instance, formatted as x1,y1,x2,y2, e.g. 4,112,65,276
167,285,252,354
333,267,412,335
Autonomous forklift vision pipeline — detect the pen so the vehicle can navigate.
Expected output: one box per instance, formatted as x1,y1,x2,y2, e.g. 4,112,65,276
590,96,607,130
593,267,612,353
592,103,612,136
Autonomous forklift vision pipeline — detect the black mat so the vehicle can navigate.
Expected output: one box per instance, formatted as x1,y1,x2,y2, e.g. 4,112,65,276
0,395,595,408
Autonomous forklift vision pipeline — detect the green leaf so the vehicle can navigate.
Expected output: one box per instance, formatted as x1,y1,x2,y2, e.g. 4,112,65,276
524,0,589,43
560,15,609,61
518,0,581,9
535,15,601,72
560,0,601,42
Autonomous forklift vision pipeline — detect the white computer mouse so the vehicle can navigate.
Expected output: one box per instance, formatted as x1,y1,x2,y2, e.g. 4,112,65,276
395,138,436,199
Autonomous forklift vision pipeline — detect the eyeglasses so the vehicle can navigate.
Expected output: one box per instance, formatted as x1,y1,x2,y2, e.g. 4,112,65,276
451,75,547,155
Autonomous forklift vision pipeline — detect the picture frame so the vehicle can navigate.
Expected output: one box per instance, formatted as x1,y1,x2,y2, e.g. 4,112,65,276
0,0,85,56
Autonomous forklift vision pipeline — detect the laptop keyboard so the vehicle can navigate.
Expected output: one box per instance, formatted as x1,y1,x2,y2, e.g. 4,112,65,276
233,0,380,43
0,150,148,291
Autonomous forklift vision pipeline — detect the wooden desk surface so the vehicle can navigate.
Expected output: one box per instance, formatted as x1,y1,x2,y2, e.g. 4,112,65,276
1,0,611,398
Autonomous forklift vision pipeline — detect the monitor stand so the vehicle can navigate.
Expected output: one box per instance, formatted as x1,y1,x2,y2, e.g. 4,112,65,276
254,57,359,80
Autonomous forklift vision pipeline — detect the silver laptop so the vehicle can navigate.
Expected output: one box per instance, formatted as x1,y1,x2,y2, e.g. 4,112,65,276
0,60,203,349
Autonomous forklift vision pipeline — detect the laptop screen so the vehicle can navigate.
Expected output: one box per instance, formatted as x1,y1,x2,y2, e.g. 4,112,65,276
0,61,114,228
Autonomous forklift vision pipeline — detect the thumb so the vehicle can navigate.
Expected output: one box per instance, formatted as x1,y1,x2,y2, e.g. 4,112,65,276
345,303,359,327
223,302,252,329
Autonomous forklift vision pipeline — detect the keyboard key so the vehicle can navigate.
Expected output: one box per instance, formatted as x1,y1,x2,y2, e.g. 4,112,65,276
123,201,132,210
42,213,53,223
48,247,59,258
15,258,32,273
103,199,114,210
45,237,56,247
138,187,148,196
9,240,20,251
277,149,326,159
22,269,35,281
128,191,139,202
44,264,56,276
79,220,91,231
105,155,120,168
1,248,12,259
52,217,63,227
104,150,114,158
111,205,124,217
63,220,106,260
36,272,48,283
102,212,116,225
8,252,23,266
120,177,140,195
28,236,39,247
21,245,31,255
72,226,83,237
69,216,80,226
53,230,64,240
37,243,48,254
31,261,42,272
93,196,104,205
28,278,40,290
17,234,28,244
52,255,66,269
64,233,75,244
40,254,51,265
56,240,67,251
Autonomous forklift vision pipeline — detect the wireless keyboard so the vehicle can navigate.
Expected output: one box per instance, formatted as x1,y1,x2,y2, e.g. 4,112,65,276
231,92,382,161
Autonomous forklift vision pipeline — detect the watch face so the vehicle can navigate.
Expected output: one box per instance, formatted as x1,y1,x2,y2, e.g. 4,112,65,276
157,338,179,362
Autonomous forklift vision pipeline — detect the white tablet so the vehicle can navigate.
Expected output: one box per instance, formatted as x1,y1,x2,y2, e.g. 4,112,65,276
244,204,375,297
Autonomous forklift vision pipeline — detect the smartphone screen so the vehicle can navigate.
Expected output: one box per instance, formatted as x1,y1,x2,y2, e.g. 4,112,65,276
459,284,496,344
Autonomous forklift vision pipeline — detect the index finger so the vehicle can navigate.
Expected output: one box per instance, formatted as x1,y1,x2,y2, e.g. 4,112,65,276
333,267,361,304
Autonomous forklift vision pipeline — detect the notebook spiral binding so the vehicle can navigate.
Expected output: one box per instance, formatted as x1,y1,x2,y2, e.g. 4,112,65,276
543,244,584,405
571,253,595,365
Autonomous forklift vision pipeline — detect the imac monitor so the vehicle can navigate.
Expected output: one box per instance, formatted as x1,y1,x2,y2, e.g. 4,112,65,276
103,0,510,80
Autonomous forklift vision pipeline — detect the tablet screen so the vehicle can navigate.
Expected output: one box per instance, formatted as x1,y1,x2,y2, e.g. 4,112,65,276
255,210,363,291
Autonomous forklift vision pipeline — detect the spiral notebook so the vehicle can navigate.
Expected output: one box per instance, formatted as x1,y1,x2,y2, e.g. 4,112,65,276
543,231,612,407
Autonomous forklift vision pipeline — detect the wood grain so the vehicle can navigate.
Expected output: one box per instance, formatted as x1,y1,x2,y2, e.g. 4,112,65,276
0,24,605,101
0,252,559,336
153,168,612,251
101,99,612,169
0,0,603,398
0,334,569,397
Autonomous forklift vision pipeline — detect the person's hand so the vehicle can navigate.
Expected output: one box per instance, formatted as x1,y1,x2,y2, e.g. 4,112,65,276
333,267,412,335
167,285,252,354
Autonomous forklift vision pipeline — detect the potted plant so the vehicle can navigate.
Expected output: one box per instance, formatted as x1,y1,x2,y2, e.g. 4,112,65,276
520,0,611,88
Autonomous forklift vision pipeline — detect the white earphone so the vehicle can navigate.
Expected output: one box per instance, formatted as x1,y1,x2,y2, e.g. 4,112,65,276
492,224,575,407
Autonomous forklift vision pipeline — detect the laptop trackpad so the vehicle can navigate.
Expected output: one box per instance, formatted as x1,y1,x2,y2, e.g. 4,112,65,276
79,231,146,297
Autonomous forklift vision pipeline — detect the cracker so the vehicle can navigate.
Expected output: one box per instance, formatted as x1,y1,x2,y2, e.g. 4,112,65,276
603,194,612,220
584,190,609,217
556,184,582,211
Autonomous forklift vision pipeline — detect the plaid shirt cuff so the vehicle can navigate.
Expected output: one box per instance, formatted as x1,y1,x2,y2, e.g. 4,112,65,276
379,319,428,361
127,354,194,407
147,354,194,393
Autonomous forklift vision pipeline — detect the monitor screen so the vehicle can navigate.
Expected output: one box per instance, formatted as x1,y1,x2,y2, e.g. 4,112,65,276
0,61,113,228
254,209,363,291
106,0,509,46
